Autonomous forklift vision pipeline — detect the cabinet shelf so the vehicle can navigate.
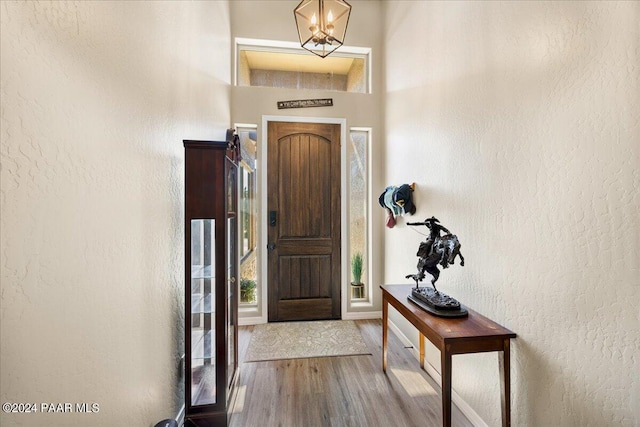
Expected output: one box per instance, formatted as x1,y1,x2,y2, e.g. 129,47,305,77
192,265,215,280
191,329,216,360
191,294,215,314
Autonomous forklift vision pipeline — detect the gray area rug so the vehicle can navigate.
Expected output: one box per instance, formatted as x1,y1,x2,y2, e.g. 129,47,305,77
244,320,371,362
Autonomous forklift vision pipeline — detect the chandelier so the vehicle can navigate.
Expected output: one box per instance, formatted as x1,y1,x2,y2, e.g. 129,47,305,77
294,0,352,58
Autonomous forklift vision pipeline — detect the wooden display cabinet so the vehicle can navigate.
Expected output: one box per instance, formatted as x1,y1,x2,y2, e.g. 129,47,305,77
184,139,239,427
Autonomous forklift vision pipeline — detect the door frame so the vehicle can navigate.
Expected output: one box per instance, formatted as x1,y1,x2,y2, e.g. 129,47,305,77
259,115,347,323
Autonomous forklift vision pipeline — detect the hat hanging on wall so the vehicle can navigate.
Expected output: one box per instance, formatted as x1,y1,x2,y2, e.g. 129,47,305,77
378,183,416,228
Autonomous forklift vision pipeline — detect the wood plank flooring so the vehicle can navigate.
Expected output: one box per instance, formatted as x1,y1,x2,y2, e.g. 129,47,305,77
230,319,473,427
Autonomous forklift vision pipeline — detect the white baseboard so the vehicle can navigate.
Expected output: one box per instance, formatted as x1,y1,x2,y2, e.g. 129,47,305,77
387,319,488,427
387,319,414,347
239,316,267,326
239,312,381,325
342,311,382,320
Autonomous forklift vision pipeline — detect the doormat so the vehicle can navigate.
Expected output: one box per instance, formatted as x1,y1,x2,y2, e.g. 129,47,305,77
244,320,371,362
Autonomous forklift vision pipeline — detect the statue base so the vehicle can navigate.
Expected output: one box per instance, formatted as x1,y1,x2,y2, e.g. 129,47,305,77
407,286,468,318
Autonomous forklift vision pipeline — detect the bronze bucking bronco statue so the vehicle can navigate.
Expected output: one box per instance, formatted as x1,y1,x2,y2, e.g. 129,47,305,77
405,217,467,317
406,217,464,291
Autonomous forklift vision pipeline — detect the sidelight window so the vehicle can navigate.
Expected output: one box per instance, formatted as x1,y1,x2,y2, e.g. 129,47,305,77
348,128,370,303
237,126,259,307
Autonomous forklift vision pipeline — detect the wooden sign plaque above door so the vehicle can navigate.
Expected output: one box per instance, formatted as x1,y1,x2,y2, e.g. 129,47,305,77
277,98,333,109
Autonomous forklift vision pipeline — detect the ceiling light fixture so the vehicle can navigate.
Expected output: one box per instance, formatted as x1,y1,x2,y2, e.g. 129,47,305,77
294,0,351,58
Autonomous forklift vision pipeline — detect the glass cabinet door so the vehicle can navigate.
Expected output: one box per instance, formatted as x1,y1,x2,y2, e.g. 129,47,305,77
190,219,216,406
226,158,238,393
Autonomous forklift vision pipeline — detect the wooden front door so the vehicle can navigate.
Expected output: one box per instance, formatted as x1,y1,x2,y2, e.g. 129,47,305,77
267,121,341,322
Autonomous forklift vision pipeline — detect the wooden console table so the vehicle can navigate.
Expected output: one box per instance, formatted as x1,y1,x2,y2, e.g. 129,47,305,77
381,284,516,427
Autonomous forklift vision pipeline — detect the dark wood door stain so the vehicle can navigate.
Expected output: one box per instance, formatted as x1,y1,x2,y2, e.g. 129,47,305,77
267,121,341,321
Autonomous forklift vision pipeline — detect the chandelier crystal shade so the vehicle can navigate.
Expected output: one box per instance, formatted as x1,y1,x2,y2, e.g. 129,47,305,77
294,0,351,58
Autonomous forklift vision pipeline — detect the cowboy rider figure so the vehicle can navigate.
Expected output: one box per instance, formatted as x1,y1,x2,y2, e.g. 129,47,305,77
422,217,450,258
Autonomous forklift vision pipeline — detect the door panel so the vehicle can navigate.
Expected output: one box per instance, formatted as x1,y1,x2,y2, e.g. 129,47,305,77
268,121,341,321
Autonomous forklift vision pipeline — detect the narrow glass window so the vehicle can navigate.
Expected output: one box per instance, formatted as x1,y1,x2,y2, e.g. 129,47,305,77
237,127,259,307
349,129,370,302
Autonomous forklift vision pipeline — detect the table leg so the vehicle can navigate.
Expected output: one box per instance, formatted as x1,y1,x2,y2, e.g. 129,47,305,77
499,339,511,427
419,333,425,369
441,344,452,427
382,297,388,373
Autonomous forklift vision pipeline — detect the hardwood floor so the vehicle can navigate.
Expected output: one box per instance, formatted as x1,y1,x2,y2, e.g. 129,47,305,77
229,319,473,427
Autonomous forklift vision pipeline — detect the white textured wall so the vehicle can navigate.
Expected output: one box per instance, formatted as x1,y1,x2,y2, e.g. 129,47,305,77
383,1,639,426
0,1,230,426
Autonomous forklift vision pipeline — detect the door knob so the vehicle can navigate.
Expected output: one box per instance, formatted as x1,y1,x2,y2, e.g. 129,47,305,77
267,243,276,251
